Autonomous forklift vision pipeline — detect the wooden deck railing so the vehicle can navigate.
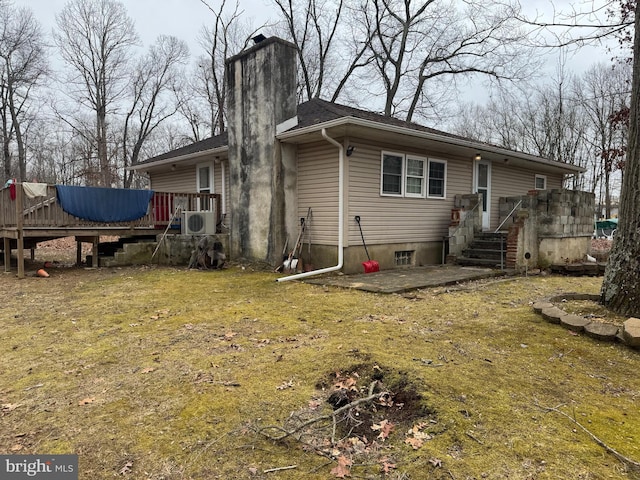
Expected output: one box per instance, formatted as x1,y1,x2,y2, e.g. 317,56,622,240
1,184,221,231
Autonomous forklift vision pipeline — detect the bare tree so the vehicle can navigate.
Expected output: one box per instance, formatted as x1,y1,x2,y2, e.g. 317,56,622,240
519,0,640,315
575,62,630,218
601,2,640,316
270,0,375,103
120,35,189,188
54,0,139,187
0,3,48,181
452,63,591,191
361,0,537,122
189,0,257,138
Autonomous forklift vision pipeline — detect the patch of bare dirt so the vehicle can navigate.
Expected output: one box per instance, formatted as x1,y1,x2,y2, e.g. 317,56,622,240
259,362,439,476
33,236,119,263
590,238,612,262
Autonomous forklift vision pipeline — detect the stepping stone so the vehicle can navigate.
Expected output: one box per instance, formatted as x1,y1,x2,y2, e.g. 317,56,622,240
584,322,619,342
622,318,640,348
532,301,553,314
560,314,591,332
540,306,566,324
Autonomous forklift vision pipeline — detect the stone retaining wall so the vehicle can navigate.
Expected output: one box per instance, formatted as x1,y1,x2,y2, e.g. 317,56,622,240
503,189,595,270
533,293,640,349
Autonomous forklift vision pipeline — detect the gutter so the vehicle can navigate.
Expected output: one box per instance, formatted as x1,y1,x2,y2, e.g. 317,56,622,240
277,128,344,282
128,146,228,171
276,116,585,174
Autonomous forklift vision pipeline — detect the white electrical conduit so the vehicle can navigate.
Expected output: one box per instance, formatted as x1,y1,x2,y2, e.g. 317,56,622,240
277,128,344,282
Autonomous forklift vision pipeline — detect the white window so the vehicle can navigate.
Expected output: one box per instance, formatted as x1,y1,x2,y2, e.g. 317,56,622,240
381,152,403,196
381,152,440,199
197,163,214,211
406,157,426,198
535,174,547,190
427,159,447,199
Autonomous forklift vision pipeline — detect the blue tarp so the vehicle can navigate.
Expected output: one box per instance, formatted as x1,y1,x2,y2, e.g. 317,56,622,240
55,185,154,222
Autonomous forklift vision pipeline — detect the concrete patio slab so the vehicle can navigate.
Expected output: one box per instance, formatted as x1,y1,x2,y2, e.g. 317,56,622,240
303,265,515,294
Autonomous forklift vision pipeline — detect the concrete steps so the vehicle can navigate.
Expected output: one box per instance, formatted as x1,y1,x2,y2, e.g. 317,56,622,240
457,232,507,268
96,236,157,267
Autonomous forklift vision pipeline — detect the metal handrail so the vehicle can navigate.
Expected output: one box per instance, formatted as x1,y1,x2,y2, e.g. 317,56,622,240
494,199,522,233
449,200,482,239
442,200,482,264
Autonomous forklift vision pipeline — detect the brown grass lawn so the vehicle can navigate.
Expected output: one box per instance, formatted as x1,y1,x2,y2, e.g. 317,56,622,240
1,264,639,479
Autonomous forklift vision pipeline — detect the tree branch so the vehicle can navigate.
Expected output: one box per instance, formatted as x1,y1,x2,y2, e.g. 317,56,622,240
535,401,640,471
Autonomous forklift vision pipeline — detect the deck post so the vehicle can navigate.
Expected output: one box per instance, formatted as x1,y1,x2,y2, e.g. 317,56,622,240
76,240,82,266
92,237,99,268
3,237,10,273
16,185,24,278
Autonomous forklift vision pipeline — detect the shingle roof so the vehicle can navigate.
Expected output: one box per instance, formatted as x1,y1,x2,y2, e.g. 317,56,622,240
134,99,578,173
294,98,455,137
135,132,228,166
136,98,465,167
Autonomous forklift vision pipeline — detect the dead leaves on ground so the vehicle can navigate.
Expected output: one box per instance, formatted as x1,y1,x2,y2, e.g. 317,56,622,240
405,421,433,449
266,367,439,478
330,455,353,478
276,379,295,390
371,419,395,441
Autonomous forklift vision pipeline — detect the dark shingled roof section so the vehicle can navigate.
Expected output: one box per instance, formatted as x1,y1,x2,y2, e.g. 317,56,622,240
136,132,228,166
294,98,462,140
135,98,532,166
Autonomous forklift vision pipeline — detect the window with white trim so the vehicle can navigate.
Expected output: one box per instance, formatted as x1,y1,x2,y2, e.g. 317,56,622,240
197,163,214,211
381,152,441,199
381,152,403,195
427,159,446,198
535,174,547,190
406,157,425,197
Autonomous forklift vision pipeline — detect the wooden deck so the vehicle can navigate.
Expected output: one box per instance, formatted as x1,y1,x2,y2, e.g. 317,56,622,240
1,184,221,278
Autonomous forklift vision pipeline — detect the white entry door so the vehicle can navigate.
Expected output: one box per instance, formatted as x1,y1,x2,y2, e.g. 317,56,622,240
474,160,491,230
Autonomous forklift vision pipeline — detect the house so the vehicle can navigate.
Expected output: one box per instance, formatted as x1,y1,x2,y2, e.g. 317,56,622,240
131,36,587,275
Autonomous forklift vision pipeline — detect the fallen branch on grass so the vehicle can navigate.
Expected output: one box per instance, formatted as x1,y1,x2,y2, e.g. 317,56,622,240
536,401,640,471
263,465,297,473
258,382,385,442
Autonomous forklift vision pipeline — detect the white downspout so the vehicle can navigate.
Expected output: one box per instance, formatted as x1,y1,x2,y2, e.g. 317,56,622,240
277,128,344,282
221,160,227,215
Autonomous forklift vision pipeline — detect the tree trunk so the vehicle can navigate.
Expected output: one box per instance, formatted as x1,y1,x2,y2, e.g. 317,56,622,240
601,6,640,317
8,83,26,181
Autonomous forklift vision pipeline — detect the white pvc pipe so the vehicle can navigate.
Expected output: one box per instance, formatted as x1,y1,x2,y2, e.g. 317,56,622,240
277,128,344,282
221,160,227,216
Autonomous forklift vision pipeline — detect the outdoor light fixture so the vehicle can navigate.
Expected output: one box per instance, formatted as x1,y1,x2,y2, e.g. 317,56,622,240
346,145,355,156
474,153,482,161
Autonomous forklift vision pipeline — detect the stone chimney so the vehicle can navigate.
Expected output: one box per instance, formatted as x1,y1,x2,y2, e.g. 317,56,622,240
226,37,298,264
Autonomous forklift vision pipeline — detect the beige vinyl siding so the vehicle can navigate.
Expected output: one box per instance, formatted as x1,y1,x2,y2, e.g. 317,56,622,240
490,163,563,228
297,138,568,245
297,139,475,246
150,167,196,192
297,142,340,244
546,174,562,190
149,160,229,213
348,144,471,245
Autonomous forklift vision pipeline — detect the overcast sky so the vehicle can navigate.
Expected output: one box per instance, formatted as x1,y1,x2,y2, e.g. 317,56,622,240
21,0,616,67
25,0,274,53
18,0,618,112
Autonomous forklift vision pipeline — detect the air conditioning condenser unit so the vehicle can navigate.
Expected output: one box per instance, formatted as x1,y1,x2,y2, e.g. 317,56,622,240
182,210,217,235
